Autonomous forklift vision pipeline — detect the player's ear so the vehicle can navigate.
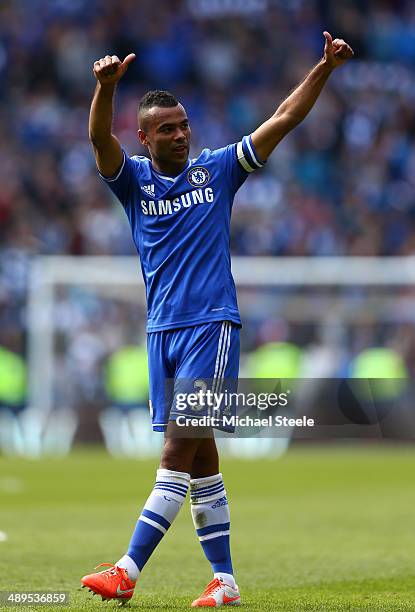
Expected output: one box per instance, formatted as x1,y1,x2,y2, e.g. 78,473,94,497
138,129,148,146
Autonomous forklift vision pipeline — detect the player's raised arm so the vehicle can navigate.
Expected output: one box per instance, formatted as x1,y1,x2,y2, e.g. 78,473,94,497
251,32,354,162
89,53,135,177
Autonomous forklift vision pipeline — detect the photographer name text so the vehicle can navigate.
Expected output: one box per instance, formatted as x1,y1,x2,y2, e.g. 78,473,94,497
176,415,314,428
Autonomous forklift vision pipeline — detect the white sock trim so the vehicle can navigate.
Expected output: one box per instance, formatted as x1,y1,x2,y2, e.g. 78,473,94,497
139,514,167,534
190,473,226,504
116,554,139,581
190,472,222,486
198,529,230,542
157,468,190,484
154,469,190,503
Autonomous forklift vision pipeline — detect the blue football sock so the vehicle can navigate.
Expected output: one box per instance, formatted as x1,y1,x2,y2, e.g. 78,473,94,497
190,473,234,580
125,468,190,574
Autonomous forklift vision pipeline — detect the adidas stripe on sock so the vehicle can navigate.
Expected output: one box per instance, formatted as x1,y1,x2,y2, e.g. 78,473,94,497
190,473,235,585
118,468,190,578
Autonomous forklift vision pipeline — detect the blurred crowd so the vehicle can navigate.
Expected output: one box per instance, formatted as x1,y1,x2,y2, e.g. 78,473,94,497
1,0,415,414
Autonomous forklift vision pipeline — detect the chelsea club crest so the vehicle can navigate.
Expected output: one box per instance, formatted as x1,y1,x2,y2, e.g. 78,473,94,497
187,166,210,187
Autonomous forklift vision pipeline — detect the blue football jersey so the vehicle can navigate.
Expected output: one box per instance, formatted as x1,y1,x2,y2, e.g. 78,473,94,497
100,135,265,332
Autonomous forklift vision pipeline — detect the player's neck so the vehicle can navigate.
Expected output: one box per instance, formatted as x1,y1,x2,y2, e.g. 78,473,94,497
151,157,189,178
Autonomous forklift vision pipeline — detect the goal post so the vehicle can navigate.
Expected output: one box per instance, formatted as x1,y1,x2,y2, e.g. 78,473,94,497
25,256,415,453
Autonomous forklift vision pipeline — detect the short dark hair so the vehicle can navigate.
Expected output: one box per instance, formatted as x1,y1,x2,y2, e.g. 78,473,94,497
138,90,179,114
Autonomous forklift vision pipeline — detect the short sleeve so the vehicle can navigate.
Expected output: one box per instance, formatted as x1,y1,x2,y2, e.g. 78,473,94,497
99,151,139,208
213,134,266,194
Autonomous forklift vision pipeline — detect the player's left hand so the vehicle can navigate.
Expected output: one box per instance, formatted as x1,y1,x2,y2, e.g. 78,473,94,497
323,31,354,69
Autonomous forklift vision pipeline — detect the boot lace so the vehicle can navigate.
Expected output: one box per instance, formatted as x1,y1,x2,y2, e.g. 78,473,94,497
201,578,223,597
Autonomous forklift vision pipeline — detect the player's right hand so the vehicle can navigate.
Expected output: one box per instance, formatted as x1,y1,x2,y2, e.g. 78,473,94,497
93,54,136,85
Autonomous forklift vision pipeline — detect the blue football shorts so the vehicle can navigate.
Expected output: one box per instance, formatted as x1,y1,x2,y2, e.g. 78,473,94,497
147,321,240,432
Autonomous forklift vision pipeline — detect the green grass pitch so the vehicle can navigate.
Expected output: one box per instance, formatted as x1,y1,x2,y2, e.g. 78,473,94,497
0,444,414,611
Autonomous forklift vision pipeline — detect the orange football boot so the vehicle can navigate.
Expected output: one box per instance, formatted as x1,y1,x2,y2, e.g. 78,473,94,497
81,563,136,604
191,577,241,607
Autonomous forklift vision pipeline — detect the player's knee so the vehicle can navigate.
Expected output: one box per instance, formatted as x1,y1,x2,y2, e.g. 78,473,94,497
160,437,197,472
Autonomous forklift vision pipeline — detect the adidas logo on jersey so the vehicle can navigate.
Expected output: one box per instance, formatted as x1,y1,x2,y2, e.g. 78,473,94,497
142,184,155,197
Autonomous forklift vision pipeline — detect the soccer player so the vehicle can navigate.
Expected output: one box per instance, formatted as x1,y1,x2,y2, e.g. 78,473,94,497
81,32,353,607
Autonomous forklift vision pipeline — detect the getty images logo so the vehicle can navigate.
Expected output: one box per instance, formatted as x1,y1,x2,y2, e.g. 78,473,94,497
142,184,155,197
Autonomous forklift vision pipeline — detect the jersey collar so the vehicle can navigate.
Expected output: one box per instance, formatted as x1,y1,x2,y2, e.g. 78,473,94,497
151,159,191,182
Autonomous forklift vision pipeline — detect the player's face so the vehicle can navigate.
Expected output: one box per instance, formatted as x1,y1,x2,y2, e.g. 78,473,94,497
138,104,191,165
